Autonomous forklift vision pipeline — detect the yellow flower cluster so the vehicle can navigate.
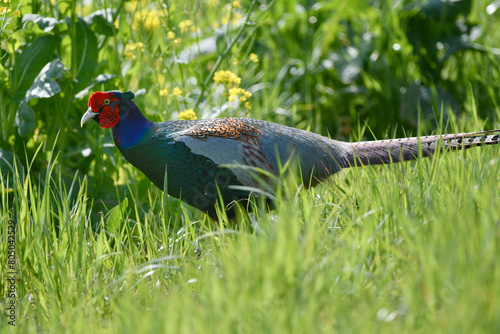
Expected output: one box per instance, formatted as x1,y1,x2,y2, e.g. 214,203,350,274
158,86,185,98
214,70,252,109
221,12,243,25
125,0,137,13
127,42,144,50
0,6,10,14
123,42,144,60
179,19,193,33
166,31,180,47
211,1,244,26
213,70,241,88
173,87,182,96
249,53,258,63
228,87,251,103
178,109,197,120
132,9,162,32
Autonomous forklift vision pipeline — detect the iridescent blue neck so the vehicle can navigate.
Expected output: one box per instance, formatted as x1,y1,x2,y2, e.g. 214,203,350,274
112,101,154,151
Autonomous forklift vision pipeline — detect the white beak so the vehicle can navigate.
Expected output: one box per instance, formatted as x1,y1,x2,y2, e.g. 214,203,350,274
81,108,99,127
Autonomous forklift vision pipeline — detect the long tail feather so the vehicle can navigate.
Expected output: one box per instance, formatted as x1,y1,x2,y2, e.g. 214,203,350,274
345,129,500,167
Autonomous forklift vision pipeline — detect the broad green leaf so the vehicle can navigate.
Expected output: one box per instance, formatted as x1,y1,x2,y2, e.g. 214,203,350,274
72,18,98,91
22,14,67,33
85,9,116,37
95,73,115,84
105,197,129,235
13,35,61,102
25,59,65,101
0,64,9,90
420,0,472,20
487,0,500,15
15,102,35,137
74,73,116,99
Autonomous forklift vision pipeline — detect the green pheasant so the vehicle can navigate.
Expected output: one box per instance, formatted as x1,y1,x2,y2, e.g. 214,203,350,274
81,91,500,217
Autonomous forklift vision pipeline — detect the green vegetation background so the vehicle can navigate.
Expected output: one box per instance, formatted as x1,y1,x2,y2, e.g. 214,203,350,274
1,0,500,332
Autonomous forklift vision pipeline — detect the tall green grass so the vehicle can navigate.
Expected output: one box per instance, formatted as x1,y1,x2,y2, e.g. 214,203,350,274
2,130,500,332
2,0,500,332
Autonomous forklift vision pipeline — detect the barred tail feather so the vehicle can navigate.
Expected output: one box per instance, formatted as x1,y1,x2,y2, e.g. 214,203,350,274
345,129,500,167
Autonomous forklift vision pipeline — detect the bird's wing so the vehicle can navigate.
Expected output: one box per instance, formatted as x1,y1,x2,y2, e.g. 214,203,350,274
172,118,277,188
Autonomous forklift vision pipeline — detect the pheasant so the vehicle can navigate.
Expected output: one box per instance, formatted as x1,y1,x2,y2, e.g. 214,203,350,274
81,91,500,217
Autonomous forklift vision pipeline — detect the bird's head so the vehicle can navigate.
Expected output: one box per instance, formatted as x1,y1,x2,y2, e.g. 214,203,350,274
81,91,136,128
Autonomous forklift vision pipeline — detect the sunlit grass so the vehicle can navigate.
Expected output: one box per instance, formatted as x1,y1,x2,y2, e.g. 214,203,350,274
2,135,500,332
2,0,500,332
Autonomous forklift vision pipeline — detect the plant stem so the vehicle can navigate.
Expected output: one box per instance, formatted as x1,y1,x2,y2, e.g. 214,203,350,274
193,0,261,111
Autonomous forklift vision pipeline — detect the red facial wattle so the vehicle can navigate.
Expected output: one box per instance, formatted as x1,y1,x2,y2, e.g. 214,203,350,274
88,92,120,128
99,106,120,128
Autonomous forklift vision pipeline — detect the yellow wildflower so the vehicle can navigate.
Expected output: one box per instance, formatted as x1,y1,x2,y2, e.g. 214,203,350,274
0,7,11,14
232,13,243,25
123,42,144,60
232,0,241,8
244,102,252,110
13,9,21,17
125,0,137,13
123,50,136,60
228,87,243,102
167,31,175,39
212,21,220,29
249,53,258,63
221,11,243,26
159,88,168,96
4,0,12,3
173,38,182,47
173,87,182,96
179,19,193,33
144,10,161,31
213,70,241,88
178,109,197,120
126,42,144,51
232,58,239,66
228,87,251,102
133,9,162,32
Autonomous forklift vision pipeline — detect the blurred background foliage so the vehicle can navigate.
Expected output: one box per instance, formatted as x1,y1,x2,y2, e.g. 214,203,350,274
1,0,499,211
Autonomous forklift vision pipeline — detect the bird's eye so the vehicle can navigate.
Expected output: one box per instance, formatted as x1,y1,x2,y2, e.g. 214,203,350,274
103,98,110,105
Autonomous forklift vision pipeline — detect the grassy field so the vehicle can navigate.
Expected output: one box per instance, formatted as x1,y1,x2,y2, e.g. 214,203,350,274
2,0,500,332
